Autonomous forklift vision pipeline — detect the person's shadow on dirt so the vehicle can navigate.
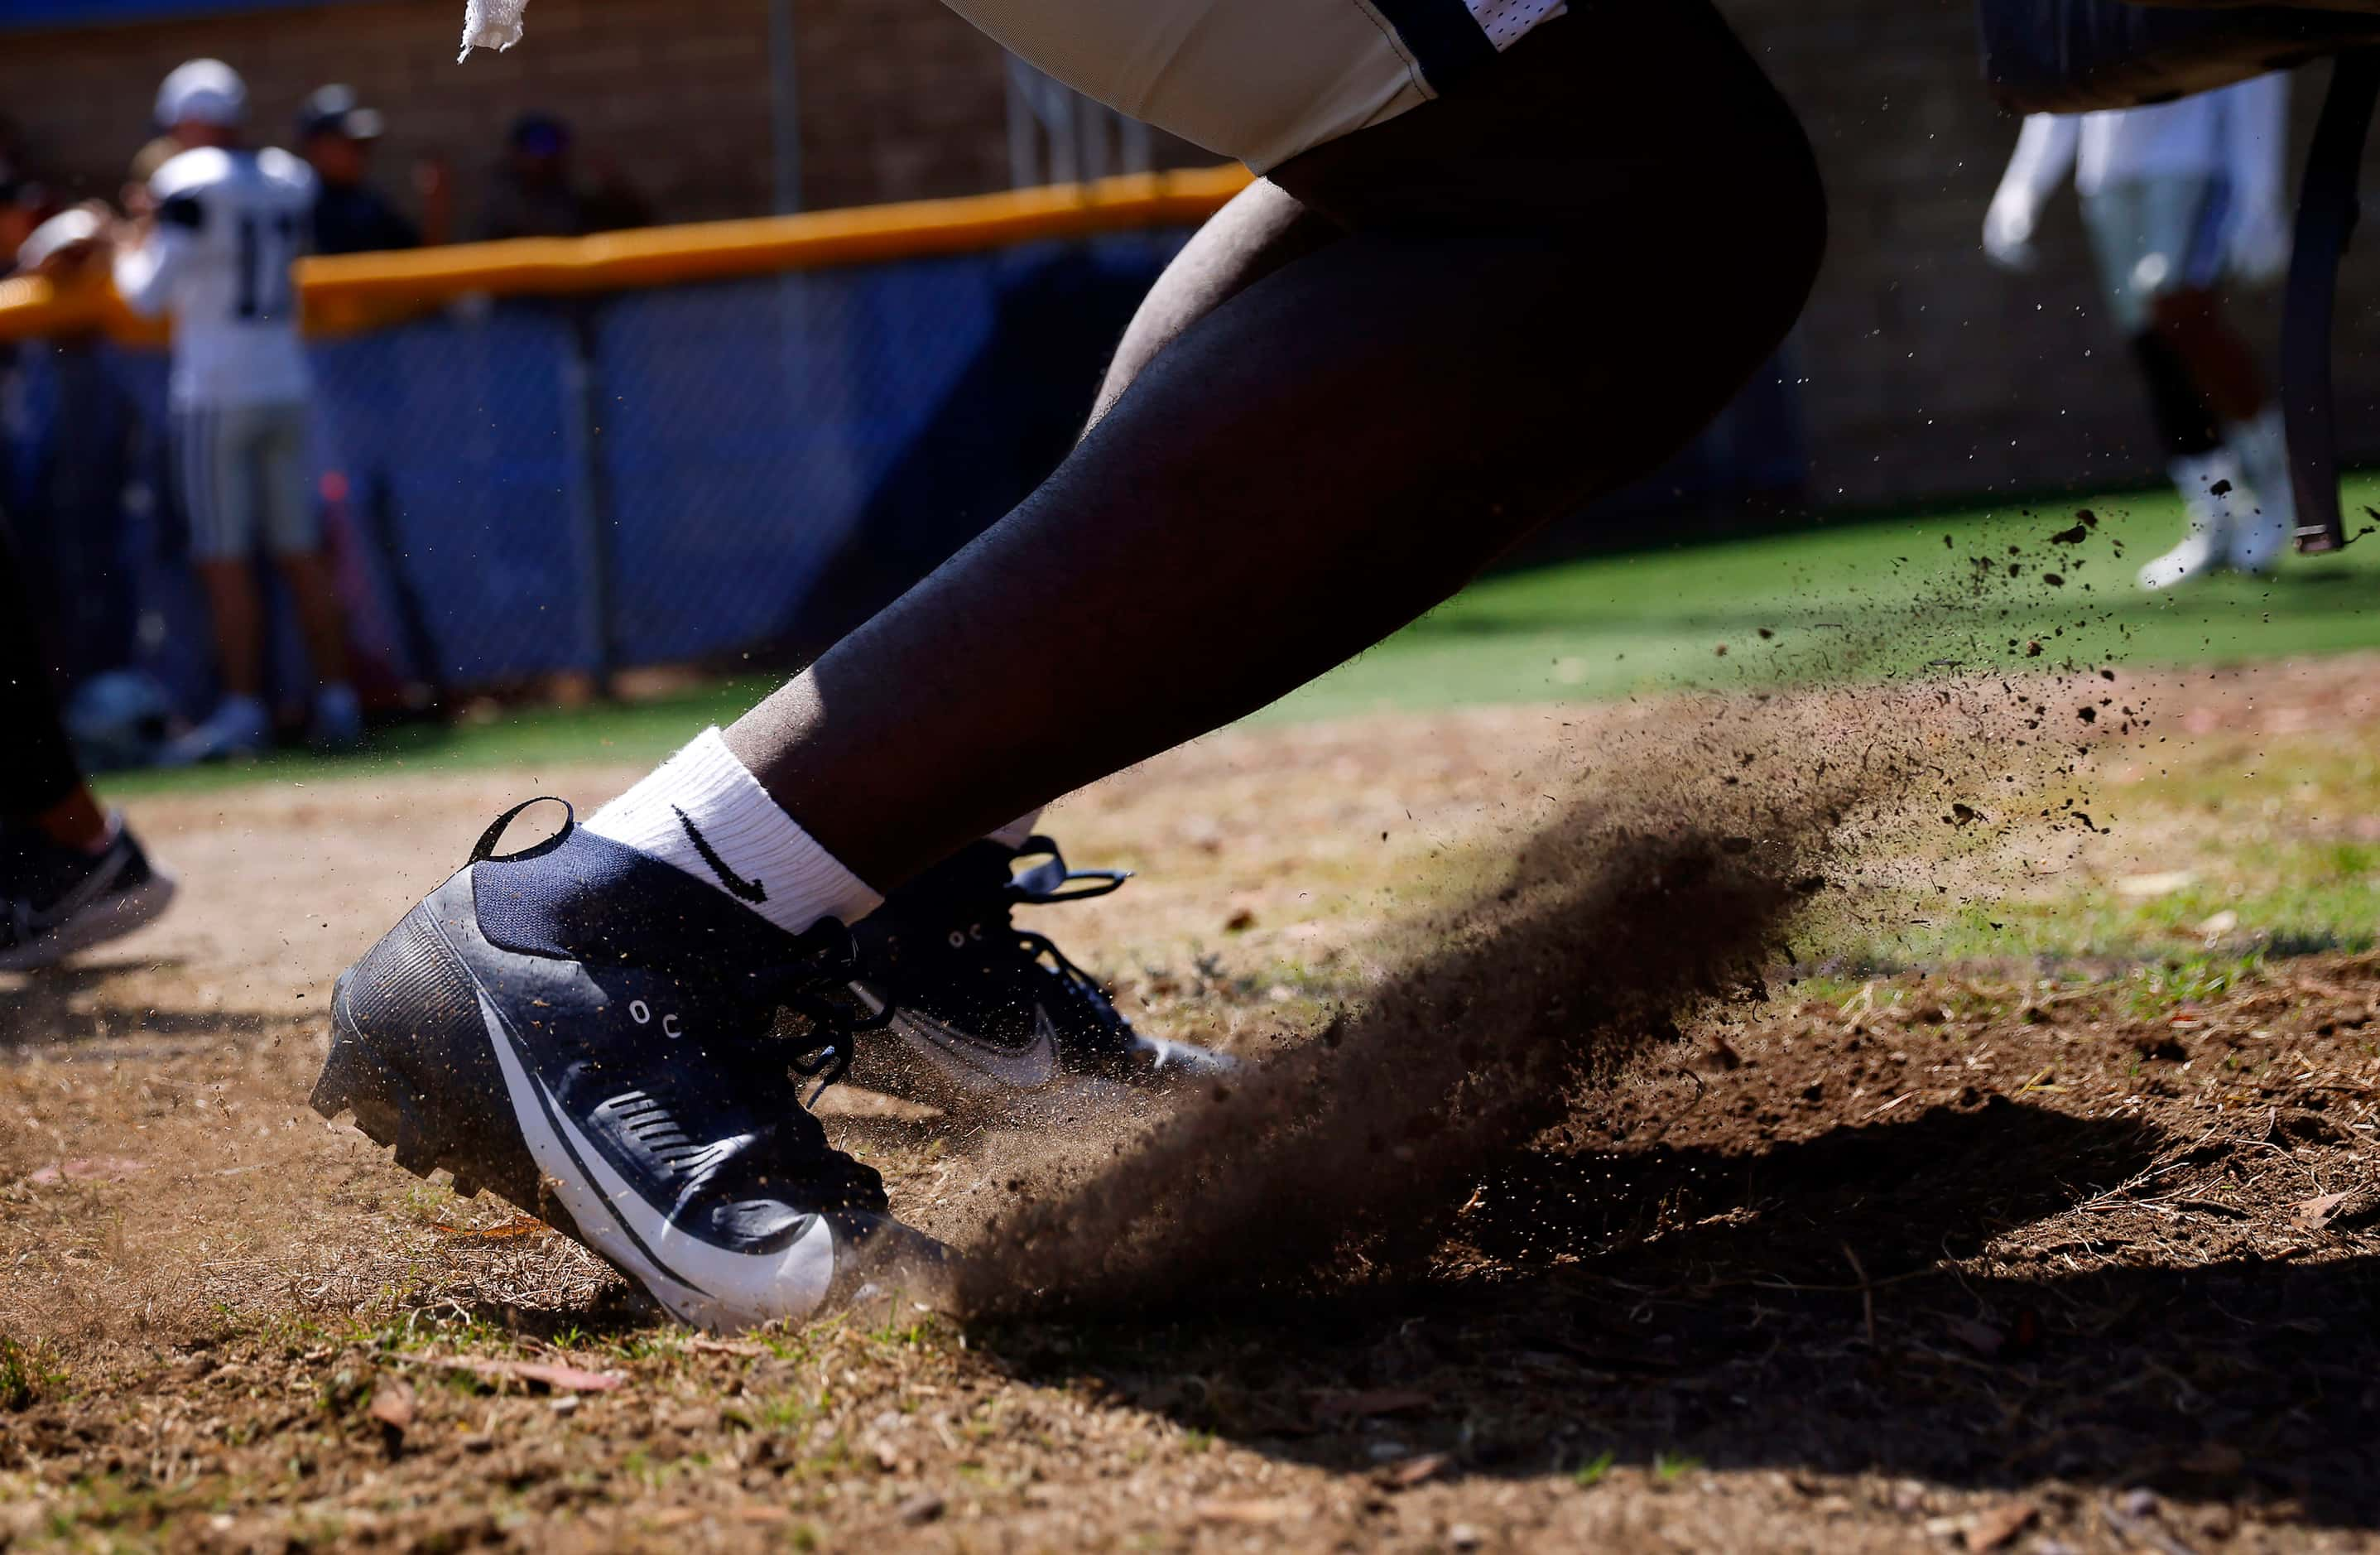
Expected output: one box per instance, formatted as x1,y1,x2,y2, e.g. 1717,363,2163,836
964,1097,2380,1533
0,960,223,1052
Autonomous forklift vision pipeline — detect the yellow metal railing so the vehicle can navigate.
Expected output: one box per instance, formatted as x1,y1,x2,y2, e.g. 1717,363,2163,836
0,163,1253,345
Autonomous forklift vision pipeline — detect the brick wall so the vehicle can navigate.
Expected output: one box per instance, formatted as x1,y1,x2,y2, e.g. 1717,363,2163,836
4,0,2377,509
1719,0,2361,507
0,0,1020,225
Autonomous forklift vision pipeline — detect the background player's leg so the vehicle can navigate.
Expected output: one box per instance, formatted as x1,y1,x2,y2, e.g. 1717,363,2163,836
194,560,266,701
185,408,266,703
724,2,1825,890
173,409,276,760
0,522,99,846
2152,286,2264,423
2150,166,2295,551
258,407,353,693
276,551,352,690
257,403,363,749
0,520,176,968
2152,286,2295,570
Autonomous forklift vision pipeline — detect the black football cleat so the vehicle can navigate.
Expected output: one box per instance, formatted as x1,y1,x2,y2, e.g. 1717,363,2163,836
311,800,949,1331
0,816,176,972
847,835,1238,1117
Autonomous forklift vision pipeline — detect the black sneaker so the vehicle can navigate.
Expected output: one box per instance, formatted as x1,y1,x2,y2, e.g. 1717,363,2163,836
847,835,1237,1116
0,817,177,972
311,800,948,1331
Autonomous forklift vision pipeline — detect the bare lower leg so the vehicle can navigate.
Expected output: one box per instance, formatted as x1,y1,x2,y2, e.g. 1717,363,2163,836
732,218,1811,886
195,559,265,699
2154,288,2266,421
275,551,352,687
728,6,1823,892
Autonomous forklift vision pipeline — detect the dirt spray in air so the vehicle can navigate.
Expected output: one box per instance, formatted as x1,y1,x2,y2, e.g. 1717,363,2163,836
954,673,2056,1316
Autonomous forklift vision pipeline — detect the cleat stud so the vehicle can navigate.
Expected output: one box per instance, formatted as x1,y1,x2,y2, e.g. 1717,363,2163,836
350,1100,399,1148
392,1131,435,1178
307,1039,365,1119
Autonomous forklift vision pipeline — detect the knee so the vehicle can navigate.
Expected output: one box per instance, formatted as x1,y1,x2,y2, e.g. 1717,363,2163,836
1659,94,1825,351
1742,114,1828,331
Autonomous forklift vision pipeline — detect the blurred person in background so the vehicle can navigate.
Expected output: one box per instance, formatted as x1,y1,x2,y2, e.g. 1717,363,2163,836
123,135,185,220
0,119,176,958
476,112,651,240
0,176,55,267
300,85,452,255
10,207,146,695
108,59,363,758
1984,75,2295,591
0,413,175,964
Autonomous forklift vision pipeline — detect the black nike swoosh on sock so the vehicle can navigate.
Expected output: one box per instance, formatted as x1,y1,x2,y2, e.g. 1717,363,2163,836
671,806,769,904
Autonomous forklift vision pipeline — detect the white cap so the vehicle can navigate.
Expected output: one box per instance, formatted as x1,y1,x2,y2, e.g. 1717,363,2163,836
155,59,248,130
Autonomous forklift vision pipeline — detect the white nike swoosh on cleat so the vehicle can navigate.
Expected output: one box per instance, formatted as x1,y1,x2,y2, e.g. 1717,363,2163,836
477,990,837,1331
892,1003,1061,1090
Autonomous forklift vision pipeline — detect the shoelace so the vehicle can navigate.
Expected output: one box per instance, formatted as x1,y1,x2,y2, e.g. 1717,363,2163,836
472,796,891,1108
993,839,1134,1042
753,952,892,1105
1010,927,1133,1040
1007,835,1130,907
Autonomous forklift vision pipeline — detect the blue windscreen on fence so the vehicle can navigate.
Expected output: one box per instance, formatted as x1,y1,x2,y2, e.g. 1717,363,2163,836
1,233,1187,712
594,262,999,667
1,224,1807,726
315,306,587,683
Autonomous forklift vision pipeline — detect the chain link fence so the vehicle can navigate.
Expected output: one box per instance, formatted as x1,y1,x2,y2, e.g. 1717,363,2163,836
2,198,1805,734
2,230,1187,716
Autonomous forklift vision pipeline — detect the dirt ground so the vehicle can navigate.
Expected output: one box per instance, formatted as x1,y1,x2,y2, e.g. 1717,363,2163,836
3,658,2378,1553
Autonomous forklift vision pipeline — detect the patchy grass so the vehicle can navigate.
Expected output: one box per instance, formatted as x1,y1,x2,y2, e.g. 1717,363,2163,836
12,653,2380,1550
0,1334,66,1411
99,474,2380,799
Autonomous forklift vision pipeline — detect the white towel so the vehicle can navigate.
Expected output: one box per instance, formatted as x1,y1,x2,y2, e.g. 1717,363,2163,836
459,0,529,60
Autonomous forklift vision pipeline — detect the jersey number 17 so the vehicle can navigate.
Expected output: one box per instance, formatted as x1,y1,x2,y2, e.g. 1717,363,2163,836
236,212,301,320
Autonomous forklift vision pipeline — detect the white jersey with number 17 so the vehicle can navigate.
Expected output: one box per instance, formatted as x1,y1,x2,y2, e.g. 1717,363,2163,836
114,146,316,409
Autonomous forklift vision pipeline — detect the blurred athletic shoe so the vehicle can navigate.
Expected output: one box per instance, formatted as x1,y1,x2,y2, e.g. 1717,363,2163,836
0,816,177,971
2224,407,2295,575
847,835,1238,1116
314,800,949,1331
165,694,272,764
308,683,365,753
2139,450,2243,591
2225,493,2291,576
63,670,177,773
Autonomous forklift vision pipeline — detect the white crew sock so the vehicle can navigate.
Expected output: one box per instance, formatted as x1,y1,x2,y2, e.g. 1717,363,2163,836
2224,407,2296,515
2168,449,2243,532
586,728,882,936
988,809,1044,850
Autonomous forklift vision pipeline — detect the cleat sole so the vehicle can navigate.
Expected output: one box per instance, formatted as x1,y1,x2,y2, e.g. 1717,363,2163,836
311,909,555,1223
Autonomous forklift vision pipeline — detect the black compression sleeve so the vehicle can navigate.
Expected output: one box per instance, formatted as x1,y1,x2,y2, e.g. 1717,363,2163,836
0,518,86,817
2130,330,2223,460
